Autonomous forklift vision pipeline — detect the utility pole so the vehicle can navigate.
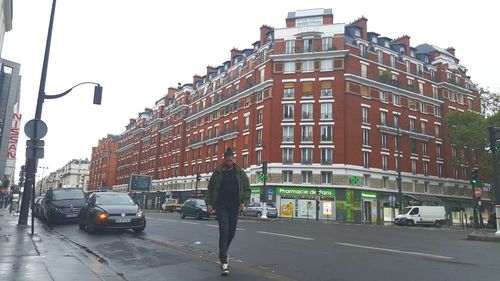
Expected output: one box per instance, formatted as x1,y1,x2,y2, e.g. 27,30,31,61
396,114,403,214
195,173,200,198
488,127,500,236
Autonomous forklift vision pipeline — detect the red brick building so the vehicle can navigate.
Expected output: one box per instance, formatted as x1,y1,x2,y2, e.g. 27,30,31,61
109,8,485,223
88,134,119,191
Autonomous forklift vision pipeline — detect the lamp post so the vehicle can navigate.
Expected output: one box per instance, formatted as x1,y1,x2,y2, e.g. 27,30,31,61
38,166,48,196
18,0,103,235
396,114,403,214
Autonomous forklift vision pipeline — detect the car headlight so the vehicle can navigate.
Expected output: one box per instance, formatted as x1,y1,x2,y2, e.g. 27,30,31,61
201,207,207,211
136,210,144,217
96,212,108,221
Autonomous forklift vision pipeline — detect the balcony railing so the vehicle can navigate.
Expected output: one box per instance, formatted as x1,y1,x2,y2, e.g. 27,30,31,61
285,45,336,54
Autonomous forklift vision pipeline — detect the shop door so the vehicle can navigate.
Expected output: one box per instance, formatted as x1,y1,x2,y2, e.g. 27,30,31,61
363,200,372,222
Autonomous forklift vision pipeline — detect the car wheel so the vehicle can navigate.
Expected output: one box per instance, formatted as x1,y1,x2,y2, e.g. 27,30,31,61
180,210,185,219
434,220,442,227
256,211,262,217
406,220,415,227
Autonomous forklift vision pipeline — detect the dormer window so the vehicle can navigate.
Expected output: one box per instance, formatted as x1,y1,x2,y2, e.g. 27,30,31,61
384,41,390,48
371,36,377,43
360,44,366,57
411,50,415,57
424,56,429,63
399,46,405,54
355,29,361,37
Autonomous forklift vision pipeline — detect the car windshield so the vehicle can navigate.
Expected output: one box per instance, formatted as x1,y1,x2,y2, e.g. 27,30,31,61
96,194,136,205
52,189,84,200
403,207,413,214
193,199,206,206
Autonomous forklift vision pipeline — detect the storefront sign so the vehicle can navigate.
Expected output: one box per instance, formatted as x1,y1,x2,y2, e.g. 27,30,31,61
277,187,335,197
362,191,376,198
7,113,22,159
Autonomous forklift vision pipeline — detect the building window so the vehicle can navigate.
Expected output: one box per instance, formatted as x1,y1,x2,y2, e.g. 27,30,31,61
382,176,388,189
379,91,388,103
411,139,417,154
320,103,332,119
320,125,332,142
283,84,295,99
363,151,370,168
320,59,333,71
302,82,313,96
377,50,383,63
361,64,367,78
301,148,313,164
434,105,441,117
381,133,387,149
321,148,332,165
283,104,294,119
320,81,333,97
302,171,312,183
410,119,415,131
390,55,395,68
283,126,294,142
302,103,313,120
420,102,426,113
421,121,427,134
257,109,263,125
256,150,262,165
411,159,417,175
322,37,332,51
244,116,250,130
422,143,428,156
362,129,369,146
436,144,442,158
284,61,295,73
380,111,387,125
424,162,429,177
285,40,295,54
301,126,313,142
321,171,333,184
302,60,314,72
363,174,370,187
304,39,313,52
437,163,443,178
393,94,400,106
282,148,294,164
406,60,411,72
243,154,249,169
382,155,388,171
283,171,293,183
359,43,365,56
257,129,263,145
362,107,369,124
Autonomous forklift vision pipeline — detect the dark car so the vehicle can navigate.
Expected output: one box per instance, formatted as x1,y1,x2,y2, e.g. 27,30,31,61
180,198,214,219
79,192,146,233
41,188,86,226
33,196,45,218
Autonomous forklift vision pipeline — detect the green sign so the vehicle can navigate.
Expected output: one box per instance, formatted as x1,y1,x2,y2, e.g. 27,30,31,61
258,174,265,182
362,191,376,198
351,176,360,185
277,187,335,197
251,188,261,194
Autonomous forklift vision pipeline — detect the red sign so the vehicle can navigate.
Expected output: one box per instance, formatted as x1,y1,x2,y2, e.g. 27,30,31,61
474,187,481,198
7,113,22,159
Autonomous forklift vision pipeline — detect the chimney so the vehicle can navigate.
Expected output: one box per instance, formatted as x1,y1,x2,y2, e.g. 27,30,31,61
353,17,368,41
260,25,273,45
230,48,242,64
446,47,455,56
193,75,202,85
393,35,411,55
206,66,216,76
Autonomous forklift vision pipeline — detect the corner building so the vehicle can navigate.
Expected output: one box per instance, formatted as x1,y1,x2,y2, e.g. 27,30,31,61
113,8,484,223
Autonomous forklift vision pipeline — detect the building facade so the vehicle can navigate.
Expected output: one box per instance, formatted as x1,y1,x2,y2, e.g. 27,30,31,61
111,9,484,223
88,134,119,191
39,159,90,194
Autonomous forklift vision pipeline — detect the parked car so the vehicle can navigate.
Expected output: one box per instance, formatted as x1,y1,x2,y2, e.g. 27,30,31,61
242,202,278,218
33,195,45,218
41,188,86,226
395,206,446,227
79,192,146,234
180,198,214,219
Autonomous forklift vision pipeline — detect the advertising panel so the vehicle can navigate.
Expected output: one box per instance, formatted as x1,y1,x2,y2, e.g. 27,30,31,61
128,174,152,192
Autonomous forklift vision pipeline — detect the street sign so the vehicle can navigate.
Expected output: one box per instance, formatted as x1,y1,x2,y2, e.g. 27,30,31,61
389,195,397,207
474,187,481,198
24,119,48,139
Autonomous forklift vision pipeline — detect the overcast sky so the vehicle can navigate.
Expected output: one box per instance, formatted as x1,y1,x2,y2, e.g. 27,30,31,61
3,0,499,178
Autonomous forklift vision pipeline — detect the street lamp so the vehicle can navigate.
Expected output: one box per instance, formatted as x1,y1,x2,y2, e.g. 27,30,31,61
38,166,48,196
18,0,103,235
396,114,403,214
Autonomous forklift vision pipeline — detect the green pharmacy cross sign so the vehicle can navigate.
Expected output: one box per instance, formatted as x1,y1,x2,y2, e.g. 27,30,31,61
258,174,266,182
351,176,360,185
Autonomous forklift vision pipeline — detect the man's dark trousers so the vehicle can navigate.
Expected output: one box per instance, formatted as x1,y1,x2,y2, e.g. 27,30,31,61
216,207,239,263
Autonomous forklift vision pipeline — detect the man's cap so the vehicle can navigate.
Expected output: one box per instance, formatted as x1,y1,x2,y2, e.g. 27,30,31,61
224,148,234,157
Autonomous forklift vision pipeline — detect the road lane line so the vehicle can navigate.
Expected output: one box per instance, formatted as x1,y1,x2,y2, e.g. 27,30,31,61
256,231,314,240
155,218,200,225
335,242,455,260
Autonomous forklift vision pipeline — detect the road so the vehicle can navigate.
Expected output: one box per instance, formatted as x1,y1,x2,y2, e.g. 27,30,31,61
49,212,500,281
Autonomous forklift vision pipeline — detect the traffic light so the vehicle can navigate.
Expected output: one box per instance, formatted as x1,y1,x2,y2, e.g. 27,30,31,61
470,168,481,186
196,173,201,182
489,126,500,152
261,161,267,175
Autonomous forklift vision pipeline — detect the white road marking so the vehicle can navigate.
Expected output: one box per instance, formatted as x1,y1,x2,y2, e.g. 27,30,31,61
335,242,455,260
256,231,314,240
155,218,199,225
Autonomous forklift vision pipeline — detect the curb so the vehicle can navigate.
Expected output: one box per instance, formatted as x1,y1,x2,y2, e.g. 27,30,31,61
467,231,500,242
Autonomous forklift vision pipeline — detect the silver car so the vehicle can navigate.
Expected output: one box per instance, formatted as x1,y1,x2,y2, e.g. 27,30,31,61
242,202,278,218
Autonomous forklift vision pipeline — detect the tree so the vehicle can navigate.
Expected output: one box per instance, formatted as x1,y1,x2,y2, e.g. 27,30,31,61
480,88,500,117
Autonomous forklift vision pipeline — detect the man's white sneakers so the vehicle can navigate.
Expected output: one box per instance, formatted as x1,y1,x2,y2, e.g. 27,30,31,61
221,263,229,276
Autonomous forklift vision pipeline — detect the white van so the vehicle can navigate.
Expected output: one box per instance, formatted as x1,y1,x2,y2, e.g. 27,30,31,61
395,206,446,227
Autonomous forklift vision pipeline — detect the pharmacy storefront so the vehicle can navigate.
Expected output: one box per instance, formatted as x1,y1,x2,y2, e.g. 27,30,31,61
276,186,336,220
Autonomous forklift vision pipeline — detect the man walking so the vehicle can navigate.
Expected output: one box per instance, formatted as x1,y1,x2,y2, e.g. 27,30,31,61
206,148,250,276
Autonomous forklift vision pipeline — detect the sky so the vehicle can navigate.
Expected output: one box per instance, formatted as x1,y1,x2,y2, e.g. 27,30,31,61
3,0,500,179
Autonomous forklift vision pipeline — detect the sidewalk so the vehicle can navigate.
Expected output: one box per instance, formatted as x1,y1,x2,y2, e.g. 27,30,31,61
467,228,500,242
0,208,121,281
